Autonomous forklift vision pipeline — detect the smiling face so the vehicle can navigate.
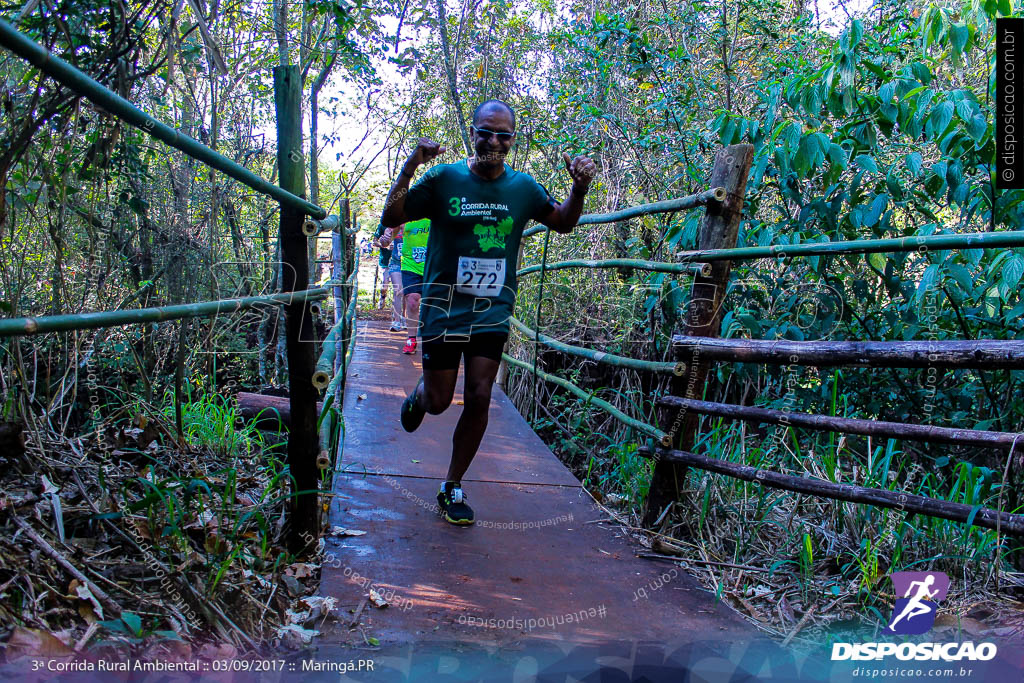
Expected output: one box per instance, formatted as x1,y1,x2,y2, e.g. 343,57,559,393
470,104,515,172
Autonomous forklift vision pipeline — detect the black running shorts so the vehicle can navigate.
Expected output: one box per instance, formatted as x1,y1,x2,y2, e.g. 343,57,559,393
420,333,509,370
401,270,424,297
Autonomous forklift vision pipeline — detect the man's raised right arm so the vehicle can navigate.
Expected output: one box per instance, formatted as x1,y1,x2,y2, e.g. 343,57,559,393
381,137,446,227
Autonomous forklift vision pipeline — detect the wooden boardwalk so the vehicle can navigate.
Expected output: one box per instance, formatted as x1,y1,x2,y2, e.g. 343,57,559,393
313,321,762,664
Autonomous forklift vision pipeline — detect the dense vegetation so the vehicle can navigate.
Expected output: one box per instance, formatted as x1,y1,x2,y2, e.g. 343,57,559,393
0,0,1021,653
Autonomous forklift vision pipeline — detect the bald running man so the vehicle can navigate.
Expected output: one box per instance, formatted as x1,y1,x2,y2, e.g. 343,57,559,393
380,100,596,525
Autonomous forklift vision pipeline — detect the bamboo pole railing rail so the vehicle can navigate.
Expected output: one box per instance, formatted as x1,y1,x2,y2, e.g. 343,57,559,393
518,259,710,277
657,396,1024,450
312,267,359,388
0,289,329,337
303,215,341,236
312,320,345,389
344,325,356,369
0,19,326,219
637,445,1024,536
509,317,685,376
671,336,1024,369
676,230,1024,265
521,187,726,238
502,353,666,442
317,373,343,470
336,247,360,403
517,231,1024,276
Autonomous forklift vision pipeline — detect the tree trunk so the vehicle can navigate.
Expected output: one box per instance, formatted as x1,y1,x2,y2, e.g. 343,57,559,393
237,391,323,429
435,0,472,155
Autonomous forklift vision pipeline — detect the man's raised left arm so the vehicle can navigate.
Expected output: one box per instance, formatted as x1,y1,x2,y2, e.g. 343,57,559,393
536,153,597,234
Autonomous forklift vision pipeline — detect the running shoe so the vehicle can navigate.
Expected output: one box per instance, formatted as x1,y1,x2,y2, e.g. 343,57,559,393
400,377,426,433
437,481,474,525
389,322,403,332
402,337,417,354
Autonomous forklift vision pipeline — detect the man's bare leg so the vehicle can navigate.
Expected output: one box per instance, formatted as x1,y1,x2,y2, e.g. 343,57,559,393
445,355,500,483
404,292,421,337
417,366,458,415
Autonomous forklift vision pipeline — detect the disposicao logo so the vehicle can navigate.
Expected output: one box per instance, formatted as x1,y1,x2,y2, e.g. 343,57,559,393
831,571,998,662
885,570,950,635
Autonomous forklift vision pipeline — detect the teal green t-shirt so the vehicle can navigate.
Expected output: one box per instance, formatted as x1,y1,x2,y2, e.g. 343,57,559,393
403,160,553,339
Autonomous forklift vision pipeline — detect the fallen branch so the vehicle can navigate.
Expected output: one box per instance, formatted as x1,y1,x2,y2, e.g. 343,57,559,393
11,514,122,618
781,605,816,647
636,551,772,573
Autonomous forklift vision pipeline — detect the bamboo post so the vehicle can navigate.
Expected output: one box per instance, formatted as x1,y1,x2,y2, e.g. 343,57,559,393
371,264,380,310
274,65,320,550
643,144,753,528
339,248,359,401
338,201,353,403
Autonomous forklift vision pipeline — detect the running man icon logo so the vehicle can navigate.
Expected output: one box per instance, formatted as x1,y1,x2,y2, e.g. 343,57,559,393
884,571,951,635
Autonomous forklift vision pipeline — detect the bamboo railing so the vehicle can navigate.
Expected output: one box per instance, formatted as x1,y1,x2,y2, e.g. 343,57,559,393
518,231,1024,276
509,317,685,376
502,354,666,442
671,336,1024,369
656,397,1024,451
0,22,356,549
303,215,341,236
0,20,323,218
0,289,329,337
507,141,1024,536
637,445,1024,535
521,187,726,238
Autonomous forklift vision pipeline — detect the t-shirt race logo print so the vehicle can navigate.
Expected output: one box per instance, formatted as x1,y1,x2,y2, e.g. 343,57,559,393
402,160,552,338
473,216,513,252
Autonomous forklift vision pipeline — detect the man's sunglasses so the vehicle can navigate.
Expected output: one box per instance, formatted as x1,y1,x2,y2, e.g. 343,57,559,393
472,127,514,142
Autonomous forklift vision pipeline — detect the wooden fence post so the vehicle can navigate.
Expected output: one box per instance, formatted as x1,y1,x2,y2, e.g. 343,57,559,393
274,65,320,551
643,143,754,528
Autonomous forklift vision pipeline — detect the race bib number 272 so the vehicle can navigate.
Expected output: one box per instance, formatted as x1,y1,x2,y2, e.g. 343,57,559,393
456,256,505,297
